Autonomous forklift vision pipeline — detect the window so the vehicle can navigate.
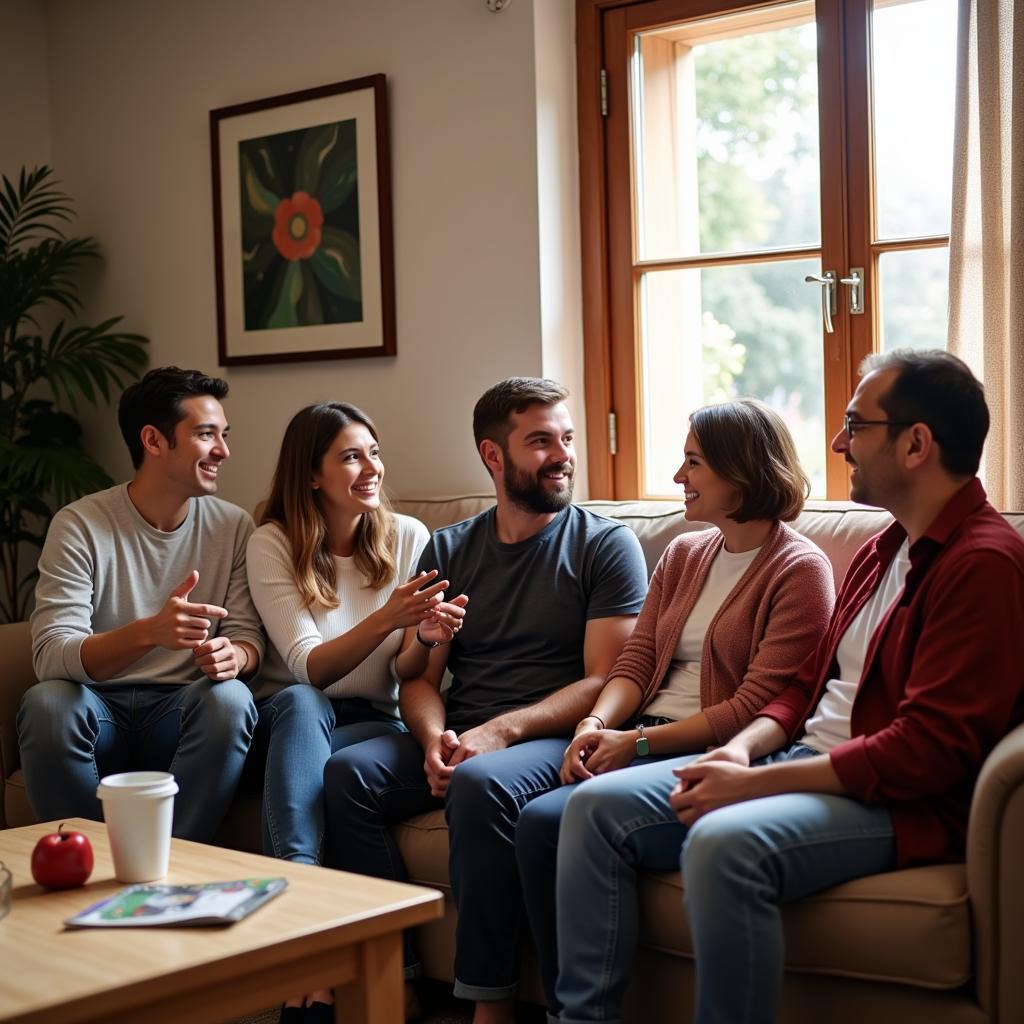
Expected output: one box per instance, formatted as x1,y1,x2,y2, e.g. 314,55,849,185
577,0,958,499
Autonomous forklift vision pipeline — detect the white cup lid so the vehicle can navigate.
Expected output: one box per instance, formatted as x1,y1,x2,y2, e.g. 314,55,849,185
97,771,179,800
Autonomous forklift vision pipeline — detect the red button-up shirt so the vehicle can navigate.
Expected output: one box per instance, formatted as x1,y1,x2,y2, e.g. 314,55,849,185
759,478,1024,866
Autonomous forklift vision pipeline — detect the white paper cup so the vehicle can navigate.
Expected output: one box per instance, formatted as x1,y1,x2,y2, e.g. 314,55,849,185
97,771,179,882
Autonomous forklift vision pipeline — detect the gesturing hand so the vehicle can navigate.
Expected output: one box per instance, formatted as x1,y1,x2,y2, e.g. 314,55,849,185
193,635,242,682
417,593,469,646
148,571,227,651
381,571,450,632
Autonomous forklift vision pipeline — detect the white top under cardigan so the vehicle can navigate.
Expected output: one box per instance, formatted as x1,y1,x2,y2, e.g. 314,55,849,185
246,514,430,711
644,544,762,722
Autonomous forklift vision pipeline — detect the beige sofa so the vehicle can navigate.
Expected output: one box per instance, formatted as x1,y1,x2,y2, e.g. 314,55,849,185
3,495,1023,1023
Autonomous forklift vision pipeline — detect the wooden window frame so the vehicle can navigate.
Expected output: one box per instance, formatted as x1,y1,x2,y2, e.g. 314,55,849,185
576,0,950,500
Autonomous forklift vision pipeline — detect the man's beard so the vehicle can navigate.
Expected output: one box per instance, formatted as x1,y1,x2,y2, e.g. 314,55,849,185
503,456,574,514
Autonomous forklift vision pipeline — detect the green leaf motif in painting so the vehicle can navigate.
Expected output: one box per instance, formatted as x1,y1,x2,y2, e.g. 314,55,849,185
310,227,361,302
294,120,358,214
239,151,279,244
266,260,304,329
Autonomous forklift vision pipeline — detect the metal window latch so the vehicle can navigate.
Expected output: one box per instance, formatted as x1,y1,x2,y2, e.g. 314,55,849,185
804,271,837,334
840,268,864,314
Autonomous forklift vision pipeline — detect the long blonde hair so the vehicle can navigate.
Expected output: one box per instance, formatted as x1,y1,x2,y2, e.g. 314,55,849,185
261,402,397,607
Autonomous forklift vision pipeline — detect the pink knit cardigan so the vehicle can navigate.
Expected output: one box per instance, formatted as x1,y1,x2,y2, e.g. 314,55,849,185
611,520,835,746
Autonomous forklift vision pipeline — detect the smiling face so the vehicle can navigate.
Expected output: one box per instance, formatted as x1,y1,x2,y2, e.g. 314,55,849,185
832,368,905,508
161,395,230,498
673,429,740,526
312,422,384,521
498,401,576,514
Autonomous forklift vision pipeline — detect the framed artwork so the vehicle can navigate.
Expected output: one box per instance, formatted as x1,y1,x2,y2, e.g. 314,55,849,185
210,75,395,365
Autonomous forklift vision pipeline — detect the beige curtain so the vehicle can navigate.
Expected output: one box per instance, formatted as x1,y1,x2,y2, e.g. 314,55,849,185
947,0,1024,510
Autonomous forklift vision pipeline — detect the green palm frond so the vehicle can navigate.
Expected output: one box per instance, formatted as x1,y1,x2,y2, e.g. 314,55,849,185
42,319,149,411
0,164,150,622
0,166,74,258
0,236,99,333
0,438,113,511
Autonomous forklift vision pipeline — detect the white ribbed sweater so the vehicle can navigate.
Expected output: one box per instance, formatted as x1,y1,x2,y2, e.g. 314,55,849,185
246,514,429,709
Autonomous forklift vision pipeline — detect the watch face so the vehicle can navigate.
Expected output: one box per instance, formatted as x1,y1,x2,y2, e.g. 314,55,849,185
636,736,650,757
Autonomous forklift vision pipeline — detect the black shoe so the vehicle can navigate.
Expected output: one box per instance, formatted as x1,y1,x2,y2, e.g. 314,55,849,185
304,1001,334,1024
279,1005,306,1024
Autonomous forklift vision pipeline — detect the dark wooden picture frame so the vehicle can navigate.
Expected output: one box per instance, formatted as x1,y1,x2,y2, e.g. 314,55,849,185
210,75,395,365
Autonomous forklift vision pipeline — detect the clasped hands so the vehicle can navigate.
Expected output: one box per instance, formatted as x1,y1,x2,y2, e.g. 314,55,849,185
147,570,241,681
423,718,512,797
560,724,636,783
668,745,755,826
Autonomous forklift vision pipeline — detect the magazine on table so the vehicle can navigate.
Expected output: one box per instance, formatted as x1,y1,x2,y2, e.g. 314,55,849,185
64,877,288,928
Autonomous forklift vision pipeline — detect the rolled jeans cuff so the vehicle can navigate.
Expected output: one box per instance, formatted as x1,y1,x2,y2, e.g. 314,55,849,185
452,977,518,1002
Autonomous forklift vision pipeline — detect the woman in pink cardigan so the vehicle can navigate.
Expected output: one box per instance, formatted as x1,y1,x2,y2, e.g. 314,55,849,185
516,399,834,1020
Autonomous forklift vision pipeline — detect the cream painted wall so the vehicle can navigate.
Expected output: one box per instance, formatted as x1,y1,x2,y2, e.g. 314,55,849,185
37,0,586,514
0,0,52,175
534,0,588,497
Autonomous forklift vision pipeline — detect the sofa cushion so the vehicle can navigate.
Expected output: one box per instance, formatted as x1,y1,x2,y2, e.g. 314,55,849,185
395,809,453,893
394,808,970,991
639,862,971,990
394,497,902,588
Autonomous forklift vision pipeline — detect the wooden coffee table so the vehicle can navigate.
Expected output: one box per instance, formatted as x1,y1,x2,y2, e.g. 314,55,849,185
0,818,442,1024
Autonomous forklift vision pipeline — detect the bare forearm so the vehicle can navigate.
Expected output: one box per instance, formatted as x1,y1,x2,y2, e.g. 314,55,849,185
726,716,790,761
584,676,645,730
496,675,606,744
304,609,394,689
394,627,433,681
645,712,714,755
752,752,846,796
399,676,448,749
81,620,155,681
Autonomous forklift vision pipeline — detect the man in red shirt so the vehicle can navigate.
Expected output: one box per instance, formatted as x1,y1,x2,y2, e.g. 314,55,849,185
546,349,1024,1024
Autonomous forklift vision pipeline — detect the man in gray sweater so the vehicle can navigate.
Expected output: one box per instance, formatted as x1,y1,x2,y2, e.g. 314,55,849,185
17,367,264,841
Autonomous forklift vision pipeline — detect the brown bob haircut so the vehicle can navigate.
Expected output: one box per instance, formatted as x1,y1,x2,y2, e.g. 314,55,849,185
689,399,809,523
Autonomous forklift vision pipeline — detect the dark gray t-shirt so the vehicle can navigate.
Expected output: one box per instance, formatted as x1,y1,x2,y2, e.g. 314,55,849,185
416,504,648,731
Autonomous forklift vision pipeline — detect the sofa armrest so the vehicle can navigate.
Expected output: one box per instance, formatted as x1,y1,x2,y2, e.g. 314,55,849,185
966,720,1024,1020
0,620,35,827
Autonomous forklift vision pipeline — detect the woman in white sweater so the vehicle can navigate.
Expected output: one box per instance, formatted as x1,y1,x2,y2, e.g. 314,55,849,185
246,402,468,871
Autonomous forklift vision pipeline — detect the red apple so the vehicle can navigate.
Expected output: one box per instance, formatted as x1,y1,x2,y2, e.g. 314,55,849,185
31,824,94,889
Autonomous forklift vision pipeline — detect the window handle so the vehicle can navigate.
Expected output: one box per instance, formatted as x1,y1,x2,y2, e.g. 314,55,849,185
840,268,864,314
804,271,836,334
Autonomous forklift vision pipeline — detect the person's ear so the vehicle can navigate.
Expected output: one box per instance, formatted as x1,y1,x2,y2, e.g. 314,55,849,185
139,425,166,459
904,423,934,469
480,439,504,477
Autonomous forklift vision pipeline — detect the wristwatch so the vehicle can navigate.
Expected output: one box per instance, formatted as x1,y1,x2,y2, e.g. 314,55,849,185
635,723,650,757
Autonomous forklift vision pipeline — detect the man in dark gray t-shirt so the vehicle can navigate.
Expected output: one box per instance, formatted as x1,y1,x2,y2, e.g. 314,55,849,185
324,378,647,1023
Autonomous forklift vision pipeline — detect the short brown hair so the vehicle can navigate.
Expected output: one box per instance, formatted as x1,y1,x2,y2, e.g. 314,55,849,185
472,377,570,450
689,399,808,523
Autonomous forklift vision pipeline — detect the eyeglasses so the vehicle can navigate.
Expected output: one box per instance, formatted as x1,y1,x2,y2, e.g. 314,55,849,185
843,414,917,437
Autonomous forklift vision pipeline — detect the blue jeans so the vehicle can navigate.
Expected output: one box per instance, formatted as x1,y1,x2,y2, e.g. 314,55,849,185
516,753,679,1012
323,731,566,1000
16,678,257,842
518,746,896,1024
250,687,406,864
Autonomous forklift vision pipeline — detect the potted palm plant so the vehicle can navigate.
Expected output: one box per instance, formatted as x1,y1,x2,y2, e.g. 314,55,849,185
0,166,148,622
